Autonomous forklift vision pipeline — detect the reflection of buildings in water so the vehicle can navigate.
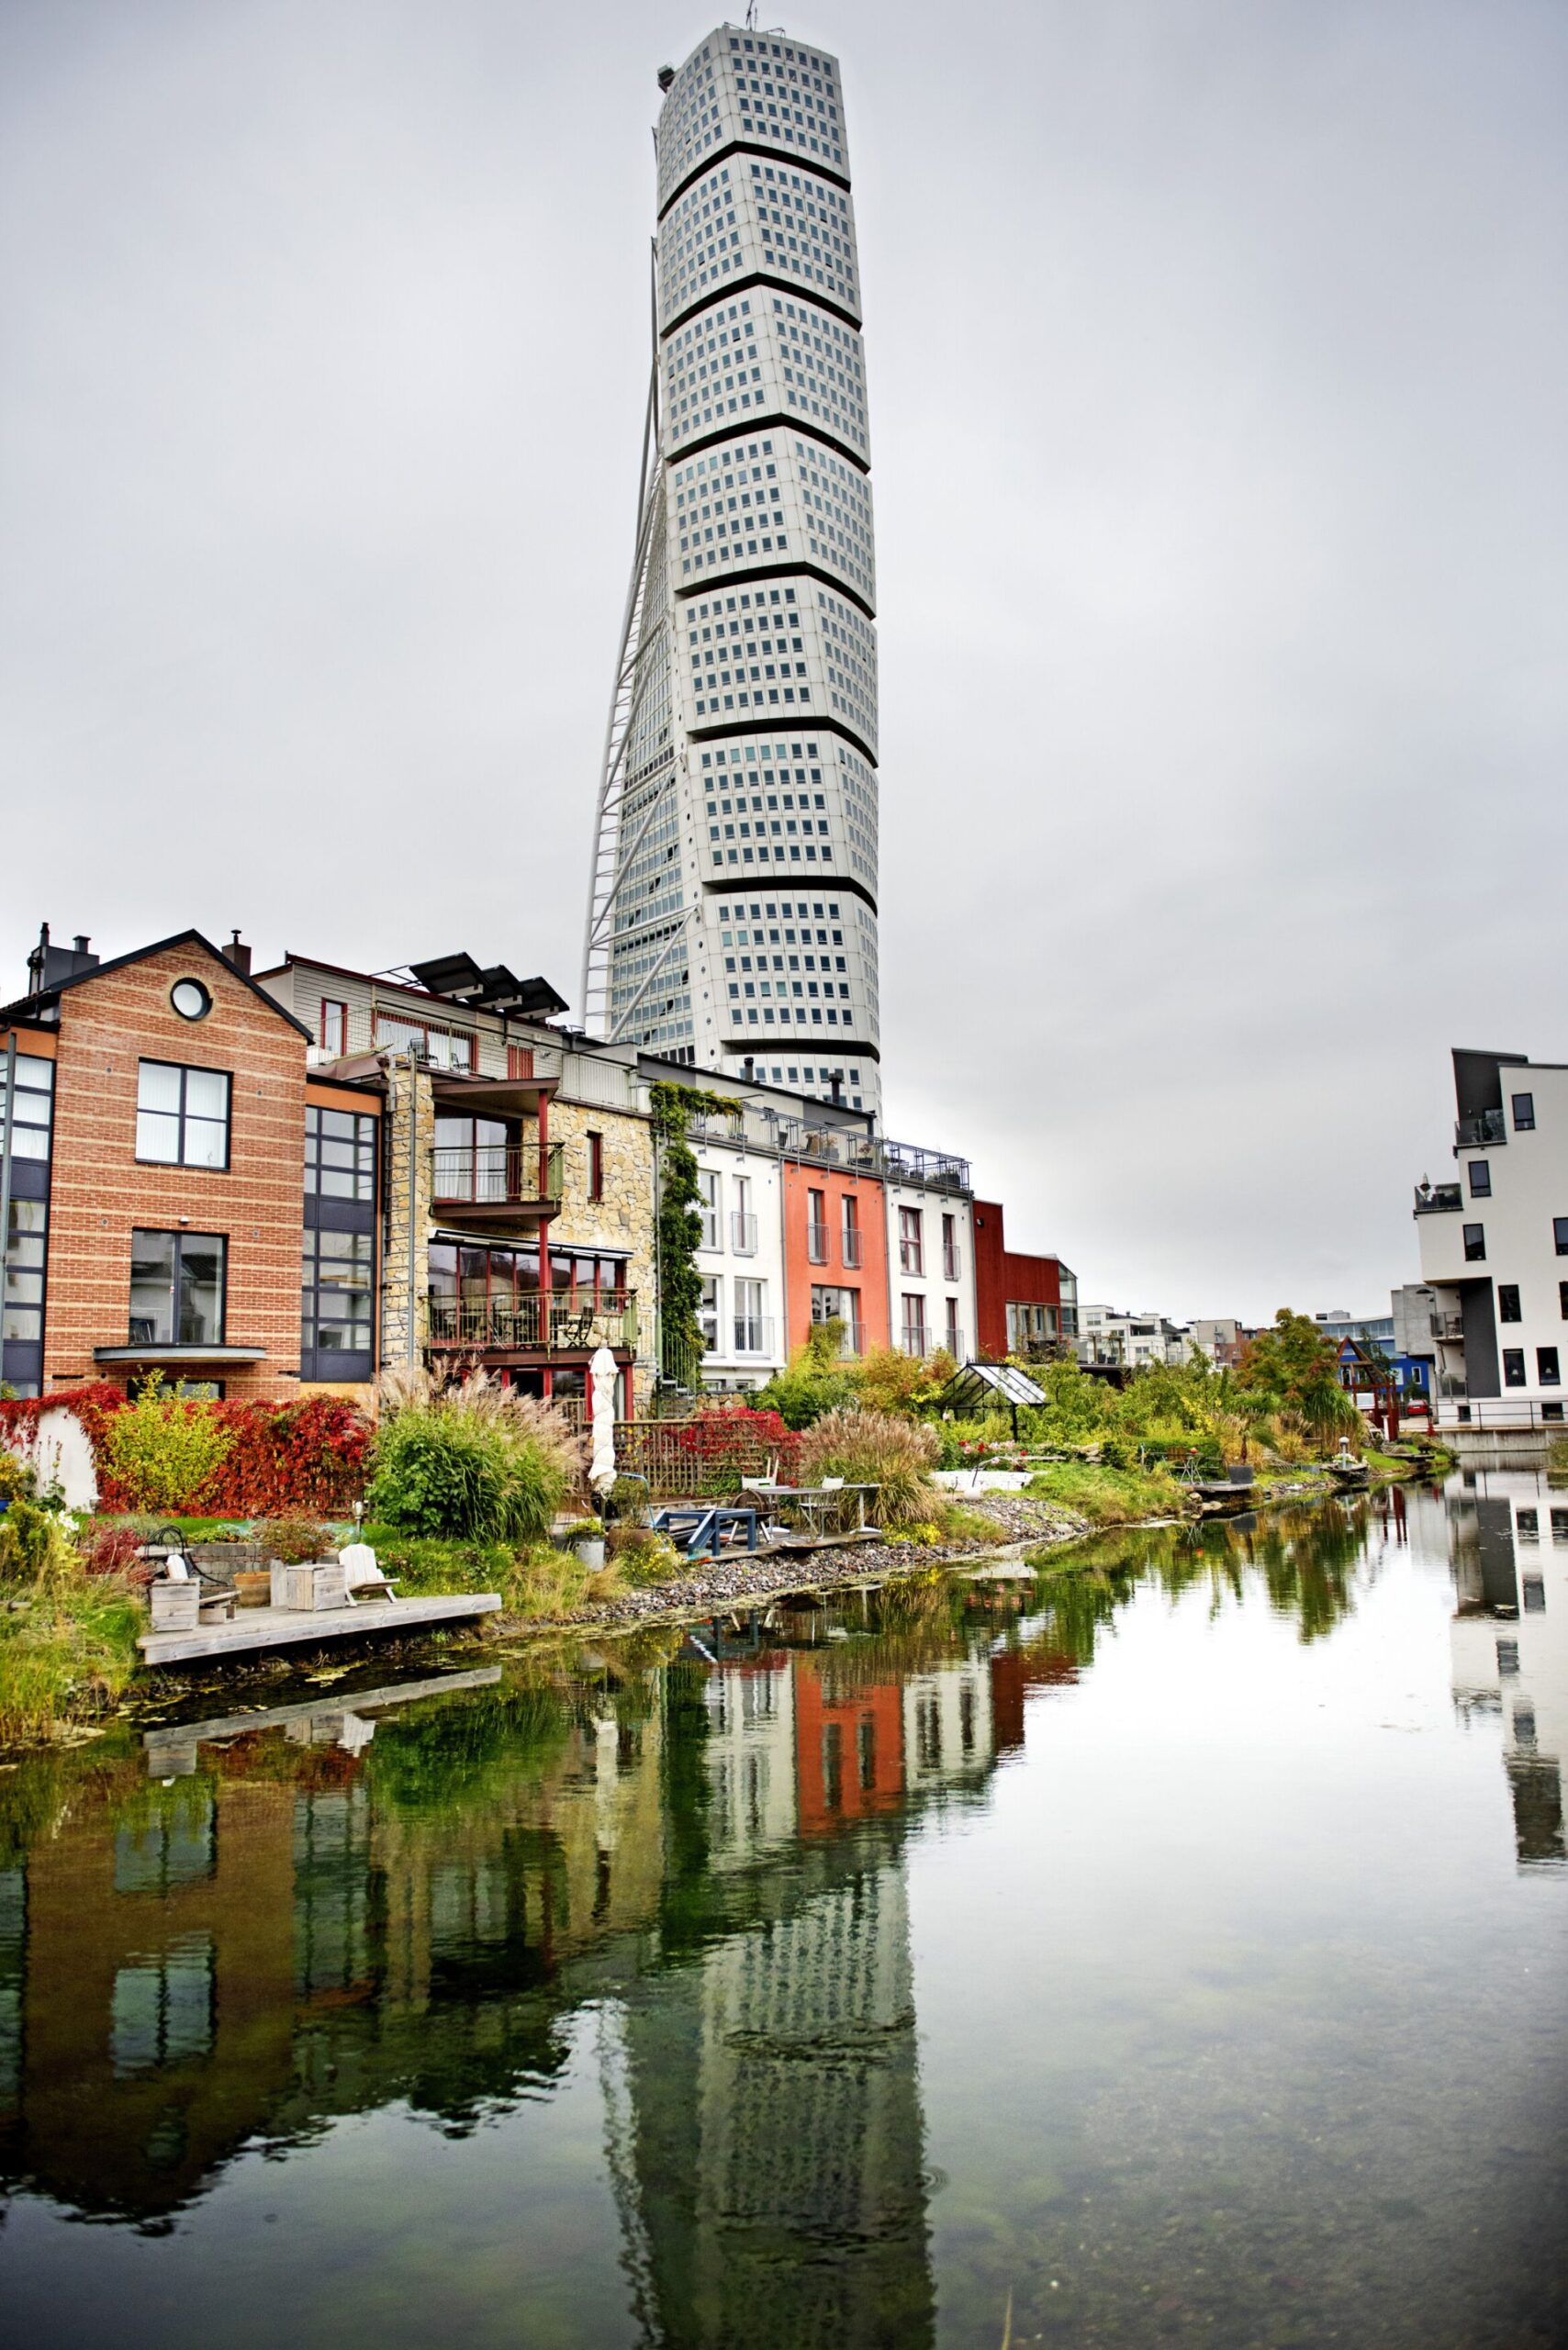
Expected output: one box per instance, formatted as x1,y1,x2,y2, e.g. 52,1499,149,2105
618,1859,934,2349
613,1643,1015,2344
0,1627,1025,2311
1447,1468,1567,1868
0,1778,298,2221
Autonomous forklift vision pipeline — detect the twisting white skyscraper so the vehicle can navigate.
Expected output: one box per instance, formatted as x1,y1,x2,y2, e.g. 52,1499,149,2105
582,23,880,1117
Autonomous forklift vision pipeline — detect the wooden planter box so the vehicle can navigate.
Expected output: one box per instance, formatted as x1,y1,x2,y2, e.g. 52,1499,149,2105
149,1581,202,1633
270,1561,349,1613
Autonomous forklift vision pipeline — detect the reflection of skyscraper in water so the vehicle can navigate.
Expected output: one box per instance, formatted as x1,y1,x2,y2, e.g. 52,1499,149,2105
1447,1469,1567,1868
606,1646,1005,2345
617,1863,933,2347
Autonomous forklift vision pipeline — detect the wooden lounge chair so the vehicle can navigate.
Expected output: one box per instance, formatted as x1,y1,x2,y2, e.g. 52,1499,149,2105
338,1542,398,1606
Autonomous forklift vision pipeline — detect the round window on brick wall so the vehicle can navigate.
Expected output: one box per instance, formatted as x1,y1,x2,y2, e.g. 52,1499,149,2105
171,978,212,1022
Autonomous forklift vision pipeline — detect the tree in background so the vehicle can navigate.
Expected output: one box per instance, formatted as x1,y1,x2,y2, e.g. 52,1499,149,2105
1235,1310,1361,1439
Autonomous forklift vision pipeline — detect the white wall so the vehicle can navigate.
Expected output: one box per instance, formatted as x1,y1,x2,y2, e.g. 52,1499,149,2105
694,1136,787,1385
884,1182,975,1360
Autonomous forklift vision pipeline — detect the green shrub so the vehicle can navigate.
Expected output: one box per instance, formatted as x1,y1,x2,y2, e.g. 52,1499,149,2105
797,1406,941,1528
755,1323,859,1429
102,1377,234,1512
366,1374,574,1542
257,1515,331,1564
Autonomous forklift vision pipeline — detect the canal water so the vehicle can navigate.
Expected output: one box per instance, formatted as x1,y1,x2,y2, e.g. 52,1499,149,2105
1,1481,1564,2347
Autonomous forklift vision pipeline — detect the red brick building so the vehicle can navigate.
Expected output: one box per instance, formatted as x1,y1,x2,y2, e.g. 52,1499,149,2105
971,1198,1077,1363
0,930,375,1404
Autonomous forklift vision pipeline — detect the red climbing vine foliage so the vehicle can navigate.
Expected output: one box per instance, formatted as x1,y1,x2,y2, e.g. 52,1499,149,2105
0,1386,372,1516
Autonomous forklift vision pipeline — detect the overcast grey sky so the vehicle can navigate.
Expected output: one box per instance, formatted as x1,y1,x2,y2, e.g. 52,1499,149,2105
3,0,1564,1323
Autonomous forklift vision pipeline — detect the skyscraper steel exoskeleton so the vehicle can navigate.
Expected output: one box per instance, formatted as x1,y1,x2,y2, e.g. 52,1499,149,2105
582,24,881,1118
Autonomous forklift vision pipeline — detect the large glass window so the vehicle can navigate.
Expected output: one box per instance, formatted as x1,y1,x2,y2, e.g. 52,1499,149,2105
700,1274,721,1352
0,1051,53,1160
700,1169,722,1249
899,1205,924,1275
305,1105,376,1200
301,1230,374,1360
433,1113,510,1203
129,1231,226,1346
136,1062,230,1169
1540,1348,1562,1388
734,1277,767,1352
1503,1349,1527,1388
3,1197,47,1351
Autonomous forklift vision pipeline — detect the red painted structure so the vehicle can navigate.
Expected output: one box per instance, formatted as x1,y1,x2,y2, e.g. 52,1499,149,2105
971,1198,1069,1362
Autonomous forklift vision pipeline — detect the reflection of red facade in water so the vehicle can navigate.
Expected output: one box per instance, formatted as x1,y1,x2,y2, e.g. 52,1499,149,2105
988,1647,1078,1755
792,1660,905,1838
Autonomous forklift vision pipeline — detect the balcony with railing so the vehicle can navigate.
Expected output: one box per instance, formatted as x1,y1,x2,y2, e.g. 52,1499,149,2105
731,1315,776,1357
730,1211,759,1256
427,1288,637,1352
806,1219,829,1264
841,1226,863,1269
943,1247,961,1282
882,1140,972,1192
1414,1181,1463,1214
1455,1109,1506,1149
431,1141,564,1221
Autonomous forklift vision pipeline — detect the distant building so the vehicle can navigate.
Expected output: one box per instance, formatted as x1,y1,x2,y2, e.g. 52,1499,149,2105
1075,1304,1190,1371
1412,1048,1567,1434
1189,1317,1252,1368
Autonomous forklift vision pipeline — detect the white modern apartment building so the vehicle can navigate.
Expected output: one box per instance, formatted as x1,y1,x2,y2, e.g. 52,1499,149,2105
584,24,881,1118
1076,1305,1192,1370
1413,1049,1568,1433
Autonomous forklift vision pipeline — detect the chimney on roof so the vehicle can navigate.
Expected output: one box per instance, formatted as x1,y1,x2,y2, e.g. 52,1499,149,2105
28,922,100,993
828,1069,844,1105
223,931,252,976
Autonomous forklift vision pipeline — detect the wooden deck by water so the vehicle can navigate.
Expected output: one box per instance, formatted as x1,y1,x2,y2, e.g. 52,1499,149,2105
138,1592,502,1666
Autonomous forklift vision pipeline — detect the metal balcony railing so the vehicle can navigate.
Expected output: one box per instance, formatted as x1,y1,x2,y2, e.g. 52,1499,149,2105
806,1219,829,1264
841,1228,863,1268
1414,1182,1463,1214
732,1315,776,1356
427,1289,637,1351
899,1240,924,1275
897,1327,930,1359
731,1211,759,1256
1455,1109,1506,1148
1439,1395,1566,1430
431,1141,564,1207
943,1249,961,1282
881,1140,972,1191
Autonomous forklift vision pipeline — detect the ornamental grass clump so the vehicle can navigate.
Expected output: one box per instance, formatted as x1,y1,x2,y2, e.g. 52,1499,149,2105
366,1370,582,1544
797,1406,942,1529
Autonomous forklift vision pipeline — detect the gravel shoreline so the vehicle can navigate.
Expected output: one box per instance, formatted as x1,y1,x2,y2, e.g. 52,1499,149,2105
493,1494,1094,1640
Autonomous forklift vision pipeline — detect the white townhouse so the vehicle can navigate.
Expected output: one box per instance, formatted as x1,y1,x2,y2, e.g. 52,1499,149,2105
688,1095,789,1392
881,1143,977,1363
